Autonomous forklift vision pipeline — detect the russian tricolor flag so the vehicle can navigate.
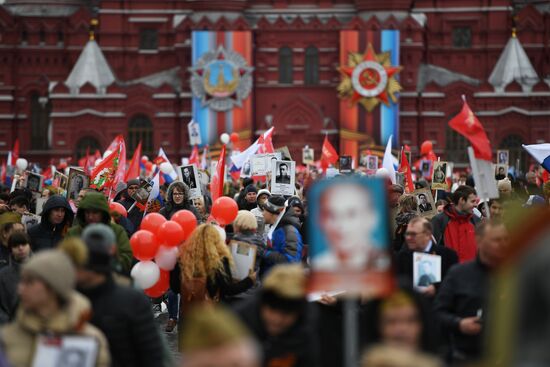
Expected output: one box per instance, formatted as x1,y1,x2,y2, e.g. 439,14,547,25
523,143,550,172
155,148,178,184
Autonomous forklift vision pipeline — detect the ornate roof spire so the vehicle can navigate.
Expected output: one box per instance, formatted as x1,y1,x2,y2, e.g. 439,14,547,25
488,32,539,93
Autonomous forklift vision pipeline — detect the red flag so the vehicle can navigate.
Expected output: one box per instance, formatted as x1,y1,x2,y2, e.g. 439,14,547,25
1,160,5,184
398,149,415,193
448,99,492,161
210,145,226,202
106,135,126,190
11,139,19,165
189,145,200,166
320,136,339,172
89,149,120,192
125,141,142,182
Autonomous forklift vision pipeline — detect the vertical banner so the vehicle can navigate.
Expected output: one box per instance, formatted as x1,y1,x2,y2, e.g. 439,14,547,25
381,30,400,147
190,31,253,148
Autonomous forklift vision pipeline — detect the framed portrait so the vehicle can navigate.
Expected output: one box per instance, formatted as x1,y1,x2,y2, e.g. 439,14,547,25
271,160,296,196
495,164,508,178
302,147,314,165
497,150,509,165
413,252,442,290
53,171,68,196
131,179,153,206
32,335,99,367
365,155,379,172
420,160,432,178
25,171,43,193
414,188,437,218
251,153,282,176
339,156,353,173
307,176,393,296
187,120,202,146
179,164,202,199
67,169,89,202
229,241,257,281
431,161,449,191
240,159,252,178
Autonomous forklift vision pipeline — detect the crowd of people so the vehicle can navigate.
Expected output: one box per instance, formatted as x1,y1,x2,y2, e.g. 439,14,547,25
0,156,547,367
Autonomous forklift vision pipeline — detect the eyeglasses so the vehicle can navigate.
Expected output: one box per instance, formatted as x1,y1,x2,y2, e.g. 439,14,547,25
173,192,184,197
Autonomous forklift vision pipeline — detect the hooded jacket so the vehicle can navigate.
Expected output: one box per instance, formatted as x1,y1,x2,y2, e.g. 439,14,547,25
159,181,199,220
263,210,303,274
27,195,74,252
67,192,133,274
0,292,110,367
0,256,22,324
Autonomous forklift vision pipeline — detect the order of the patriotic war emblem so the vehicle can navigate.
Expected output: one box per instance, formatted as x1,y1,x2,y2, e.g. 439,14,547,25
190,46,253,112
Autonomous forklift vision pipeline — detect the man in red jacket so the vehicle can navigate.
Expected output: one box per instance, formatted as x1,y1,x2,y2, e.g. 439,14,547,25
431,186,480,263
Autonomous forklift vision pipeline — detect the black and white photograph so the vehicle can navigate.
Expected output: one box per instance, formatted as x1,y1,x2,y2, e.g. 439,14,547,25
497,149,509,165
302,146,314,165
25,171,43,193
187,120,202,146
414,188,436,217
495,164,508,179
431,161,448,191
251,152,281,176
271,160,296,196
366,155,378,171
32,335,99,367
53,171,68,196
67,168,89,202
339,155,352,173
179,164,202,199
240,159,251,178
413,252,442,289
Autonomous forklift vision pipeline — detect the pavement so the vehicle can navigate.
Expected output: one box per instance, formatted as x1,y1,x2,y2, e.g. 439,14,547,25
155,308,181,365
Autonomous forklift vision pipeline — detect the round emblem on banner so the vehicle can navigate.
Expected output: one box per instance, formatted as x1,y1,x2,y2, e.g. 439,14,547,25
351,61,388,98
189,46,254,112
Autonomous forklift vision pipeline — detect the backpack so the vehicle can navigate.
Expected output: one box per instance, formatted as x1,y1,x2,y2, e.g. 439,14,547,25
179,276,219,315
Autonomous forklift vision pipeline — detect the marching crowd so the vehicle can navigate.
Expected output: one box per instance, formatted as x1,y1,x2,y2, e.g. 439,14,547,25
0,160,548,367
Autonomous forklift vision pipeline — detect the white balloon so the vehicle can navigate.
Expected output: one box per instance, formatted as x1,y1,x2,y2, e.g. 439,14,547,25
130,261,160,289
103,150,113,159
213,224,226,242
159,162,173,174
141,155,149,162
15,158,28,171
220,133,230,145
155,246,179,271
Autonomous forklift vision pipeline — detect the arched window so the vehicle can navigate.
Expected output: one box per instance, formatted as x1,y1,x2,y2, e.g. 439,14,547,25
278,46,293,84
445,126,469,164
76,136,101,159
305,46,319,85
129,114,153,156
30,92,51,150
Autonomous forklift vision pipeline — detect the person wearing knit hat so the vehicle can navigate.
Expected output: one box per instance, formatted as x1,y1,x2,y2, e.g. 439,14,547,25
250,189,271,236
76,224,165,367
238,184,258,211
181,306,260,367
256,189,270,207
235,264,318,367
116,178,144,234
0,250,111,367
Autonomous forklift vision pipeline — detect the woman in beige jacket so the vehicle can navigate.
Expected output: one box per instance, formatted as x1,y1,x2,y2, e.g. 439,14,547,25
0,249,110,367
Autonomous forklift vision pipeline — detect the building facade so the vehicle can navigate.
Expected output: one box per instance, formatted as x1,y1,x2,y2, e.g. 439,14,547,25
0,0,548,168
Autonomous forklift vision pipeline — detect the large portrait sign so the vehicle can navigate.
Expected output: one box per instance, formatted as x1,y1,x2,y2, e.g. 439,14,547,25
307,177,393,297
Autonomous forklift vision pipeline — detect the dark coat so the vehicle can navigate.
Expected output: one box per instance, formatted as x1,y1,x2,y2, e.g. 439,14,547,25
118,196,142,234
79,276,164,367
395,243,459,289
159,181,199,220
263,211,303,275
234,294,320,367
27,195,74,252
433,257,489,362
0,258,21,324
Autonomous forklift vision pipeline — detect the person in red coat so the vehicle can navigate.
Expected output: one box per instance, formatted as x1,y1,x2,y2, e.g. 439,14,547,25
431,186,480,263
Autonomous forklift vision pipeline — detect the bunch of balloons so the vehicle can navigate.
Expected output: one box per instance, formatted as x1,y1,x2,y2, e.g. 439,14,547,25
129,196,239,298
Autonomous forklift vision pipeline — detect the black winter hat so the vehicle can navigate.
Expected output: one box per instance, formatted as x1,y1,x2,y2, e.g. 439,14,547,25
263,195,285,214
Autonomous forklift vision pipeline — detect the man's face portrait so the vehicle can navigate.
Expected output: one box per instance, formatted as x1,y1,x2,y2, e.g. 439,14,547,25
319,183,377,256
419,194,427,204
420,261,432,275
184,168,191,178
279,164,288,176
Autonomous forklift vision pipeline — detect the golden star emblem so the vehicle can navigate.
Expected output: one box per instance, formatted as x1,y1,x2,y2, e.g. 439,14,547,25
337,44,403,112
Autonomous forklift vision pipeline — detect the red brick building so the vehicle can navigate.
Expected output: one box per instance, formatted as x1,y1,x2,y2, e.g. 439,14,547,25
0,0,548,169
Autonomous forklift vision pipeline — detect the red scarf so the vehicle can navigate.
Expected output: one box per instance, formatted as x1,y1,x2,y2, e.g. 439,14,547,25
443,205,477,263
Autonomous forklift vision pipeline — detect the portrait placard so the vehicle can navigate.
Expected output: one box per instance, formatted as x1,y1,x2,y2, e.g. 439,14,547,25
414,188,437,218
53,171,68,196
179,164,202,199
229,241,257,281
413,252,442,290
497,150,509,165
187,120,202,146
307,177,392,297
495,164,508,178
67,168,89,202
302,147,314,165
32,335,99,367
431,161,449,191
251,153,282,176
339,156,352,173
25,171,43,193
271,160,296,196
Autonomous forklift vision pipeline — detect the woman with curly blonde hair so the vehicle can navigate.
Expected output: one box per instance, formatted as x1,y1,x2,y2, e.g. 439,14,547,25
170,223,256,313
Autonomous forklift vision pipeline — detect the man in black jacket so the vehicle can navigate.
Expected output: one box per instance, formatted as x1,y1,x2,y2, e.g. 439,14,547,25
395,217,458,297
27,195,73,252
76,224,164,367
234,264,319,367
433,220,508,364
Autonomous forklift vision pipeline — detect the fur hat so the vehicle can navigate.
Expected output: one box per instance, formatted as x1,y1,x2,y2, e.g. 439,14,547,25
22,250,76,301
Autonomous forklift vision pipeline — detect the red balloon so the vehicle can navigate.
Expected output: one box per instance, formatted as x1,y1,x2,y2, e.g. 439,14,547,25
157,221,185,247
211,197,238,226
420,140,433,156
171,210,197,240
109,202,127,218
130,230,160,261
144,270,169,298
230,132,239,144
141,213,167,235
